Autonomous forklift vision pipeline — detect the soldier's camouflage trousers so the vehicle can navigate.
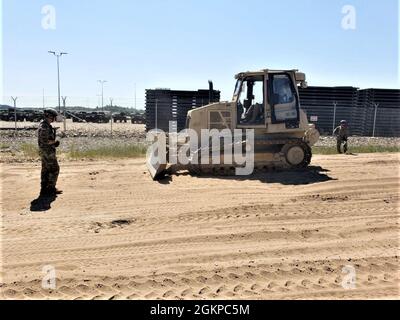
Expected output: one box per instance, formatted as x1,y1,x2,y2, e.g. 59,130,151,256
40,150,60,190
337,138,348,154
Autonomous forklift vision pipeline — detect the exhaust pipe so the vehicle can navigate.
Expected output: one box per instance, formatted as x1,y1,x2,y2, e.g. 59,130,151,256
208,80,214,103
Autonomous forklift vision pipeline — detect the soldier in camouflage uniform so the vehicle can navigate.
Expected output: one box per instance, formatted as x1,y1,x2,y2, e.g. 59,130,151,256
333,120,349,154
38,109,62,196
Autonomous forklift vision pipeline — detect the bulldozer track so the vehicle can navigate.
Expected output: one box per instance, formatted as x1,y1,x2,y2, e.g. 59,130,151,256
168,138,313,177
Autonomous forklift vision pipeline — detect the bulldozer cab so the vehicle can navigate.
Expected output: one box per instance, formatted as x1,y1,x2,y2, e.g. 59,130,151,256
234,70,303,130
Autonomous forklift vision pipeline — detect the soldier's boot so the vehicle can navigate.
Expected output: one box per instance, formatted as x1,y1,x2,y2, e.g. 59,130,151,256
40,186,53,197
343,142,348,154
48,187,63,195
337,141,343,154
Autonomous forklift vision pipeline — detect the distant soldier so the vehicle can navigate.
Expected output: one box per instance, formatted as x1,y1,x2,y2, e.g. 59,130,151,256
38,109,62,196
334,120,349,154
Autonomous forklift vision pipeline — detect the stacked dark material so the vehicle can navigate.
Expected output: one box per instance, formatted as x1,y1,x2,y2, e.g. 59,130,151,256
298,86,358,135
299,86,400,137
355,89,400,137
145,85,399,137
146,89,220,132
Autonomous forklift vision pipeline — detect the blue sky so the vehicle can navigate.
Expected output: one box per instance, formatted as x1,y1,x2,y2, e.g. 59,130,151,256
1,0,399,108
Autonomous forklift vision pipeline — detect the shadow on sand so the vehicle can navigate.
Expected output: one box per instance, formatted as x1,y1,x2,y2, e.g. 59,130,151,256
30,194,58,212
157,166,335,186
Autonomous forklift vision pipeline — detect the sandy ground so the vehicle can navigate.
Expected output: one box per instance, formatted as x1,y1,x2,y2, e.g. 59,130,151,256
0,153,399,300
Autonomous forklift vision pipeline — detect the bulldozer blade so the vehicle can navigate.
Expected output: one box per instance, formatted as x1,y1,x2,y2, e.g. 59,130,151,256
146,150,167,180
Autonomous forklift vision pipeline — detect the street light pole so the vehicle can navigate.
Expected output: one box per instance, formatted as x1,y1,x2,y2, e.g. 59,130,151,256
96,94,101,109
98,80,107,111
48,51,68,113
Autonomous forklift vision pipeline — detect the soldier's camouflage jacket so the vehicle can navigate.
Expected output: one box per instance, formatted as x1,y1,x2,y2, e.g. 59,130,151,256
38,120,57,153
333,126,349,140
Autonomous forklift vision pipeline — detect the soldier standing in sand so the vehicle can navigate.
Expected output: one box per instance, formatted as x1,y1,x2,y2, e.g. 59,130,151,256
38,109,62,196
334,120,350,154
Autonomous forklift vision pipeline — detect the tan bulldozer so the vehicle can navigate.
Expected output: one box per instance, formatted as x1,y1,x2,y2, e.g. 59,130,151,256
147,68,320,180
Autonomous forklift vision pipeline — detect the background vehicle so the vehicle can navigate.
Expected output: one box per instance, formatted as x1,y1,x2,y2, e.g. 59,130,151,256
113,112,129,123
85,111,111,123
131,113,145,124
72,111,88,123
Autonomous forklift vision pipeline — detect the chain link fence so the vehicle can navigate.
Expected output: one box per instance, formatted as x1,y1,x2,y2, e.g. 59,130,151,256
303,102,400,138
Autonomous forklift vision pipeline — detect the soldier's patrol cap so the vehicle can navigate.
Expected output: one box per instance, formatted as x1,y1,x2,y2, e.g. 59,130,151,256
44,109,58,118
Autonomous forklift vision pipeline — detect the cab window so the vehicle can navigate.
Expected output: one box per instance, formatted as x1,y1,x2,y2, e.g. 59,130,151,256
270,74,299,123
233,80,242,97
237,77,265,126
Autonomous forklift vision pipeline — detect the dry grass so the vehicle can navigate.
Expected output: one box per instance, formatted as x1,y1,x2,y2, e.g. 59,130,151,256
20,143,39,158
68,143,147,159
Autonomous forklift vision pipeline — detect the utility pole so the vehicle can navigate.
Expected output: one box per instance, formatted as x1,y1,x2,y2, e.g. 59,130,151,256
98,80,107,111
11,96,18,133
42,88,45,109
96,94,101,109
48,51,68,113
62,96,67,132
